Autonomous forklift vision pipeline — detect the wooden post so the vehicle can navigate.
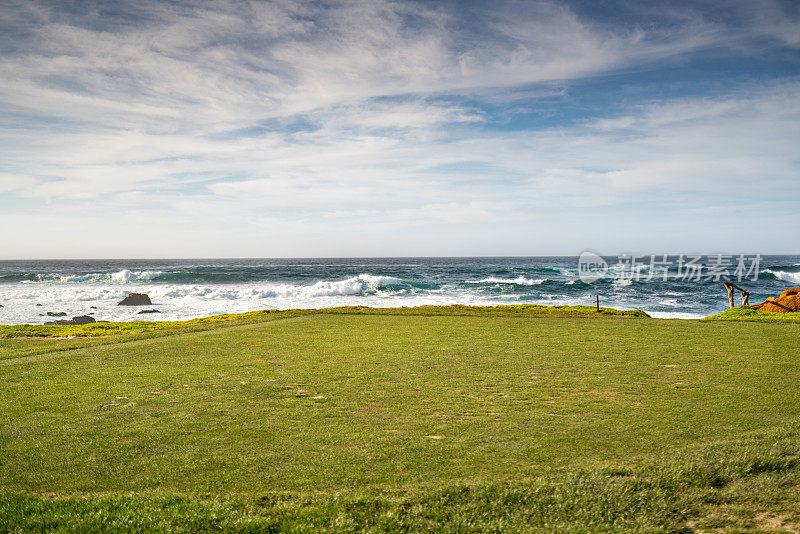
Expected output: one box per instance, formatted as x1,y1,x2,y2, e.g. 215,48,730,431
723,282,735,309
723,281,752,308
596,294,600,312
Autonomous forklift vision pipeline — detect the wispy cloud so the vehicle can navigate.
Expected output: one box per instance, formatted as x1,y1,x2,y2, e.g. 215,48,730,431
0,0,798,257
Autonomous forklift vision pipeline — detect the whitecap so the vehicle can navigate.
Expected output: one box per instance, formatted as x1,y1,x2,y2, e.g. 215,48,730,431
20,270,165,284
761,269,800,284
647,311,705,319
464,276,545,286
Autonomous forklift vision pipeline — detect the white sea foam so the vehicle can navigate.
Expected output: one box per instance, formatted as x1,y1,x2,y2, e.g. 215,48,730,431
761,269,800,284
0,267,719,324
159,274,408,300
647,311,705,319
109,270,164,283
465,276,545,286
21,270,166,284
0,273,429,324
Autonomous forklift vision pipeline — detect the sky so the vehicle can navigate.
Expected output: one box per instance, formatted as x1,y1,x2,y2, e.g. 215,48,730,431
1,0,799,259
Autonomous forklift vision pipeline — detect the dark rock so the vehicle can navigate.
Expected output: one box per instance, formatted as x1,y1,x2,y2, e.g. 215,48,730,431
47,311,67,317
118,292,152,306
138,309,160,314
36,303,42,306
0,304,3,307
90,306,97,309
44,315,97,326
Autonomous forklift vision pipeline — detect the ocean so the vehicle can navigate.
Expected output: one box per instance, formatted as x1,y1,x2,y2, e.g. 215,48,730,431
1,256,799,324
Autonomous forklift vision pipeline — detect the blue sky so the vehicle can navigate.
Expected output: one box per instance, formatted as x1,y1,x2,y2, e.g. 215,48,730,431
1,0,798,258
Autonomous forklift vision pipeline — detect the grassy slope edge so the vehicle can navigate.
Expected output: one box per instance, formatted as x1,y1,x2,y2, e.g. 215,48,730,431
705,306,800,323
0,304,649,339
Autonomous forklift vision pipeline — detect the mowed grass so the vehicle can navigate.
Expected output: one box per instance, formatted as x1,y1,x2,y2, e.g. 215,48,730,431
1,307,799,531
3,425,799,532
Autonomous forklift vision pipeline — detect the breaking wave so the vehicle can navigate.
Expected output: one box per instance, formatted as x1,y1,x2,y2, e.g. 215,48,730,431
2,256,799,324
464,276,545,286
11,270,166,284
760,269,800,284
160,274,418,300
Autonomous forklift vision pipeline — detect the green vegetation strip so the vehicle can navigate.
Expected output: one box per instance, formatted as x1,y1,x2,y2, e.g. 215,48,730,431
0,309,303,339
705,306,800,322
0,304,649,339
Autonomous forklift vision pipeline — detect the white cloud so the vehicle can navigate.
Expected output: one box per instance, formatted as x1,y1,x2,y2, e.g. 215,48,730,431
1,0,799,256
3,0,784,131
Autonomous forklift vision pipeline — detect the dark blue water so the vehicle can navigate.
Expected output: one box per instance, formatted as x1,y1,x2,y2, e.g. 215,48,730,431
0,256,797,324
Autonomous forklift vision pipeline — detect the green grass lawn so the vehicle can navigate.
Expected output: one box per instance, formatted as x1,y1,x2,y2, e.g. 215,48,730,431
1,306,799,531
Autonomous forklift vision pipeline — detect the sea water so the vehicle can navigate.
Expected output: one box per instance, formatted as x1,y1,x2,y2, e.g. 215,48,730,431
1,256,798,324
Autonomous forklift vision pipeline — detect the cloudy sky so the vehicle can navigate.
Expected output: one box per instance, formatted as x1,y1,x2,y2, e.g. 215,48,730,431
1,0,798,258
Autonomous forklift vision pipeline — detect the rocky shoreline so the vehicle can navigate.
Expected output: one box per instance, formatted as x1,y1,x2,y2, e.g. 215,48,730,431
4,292,161,325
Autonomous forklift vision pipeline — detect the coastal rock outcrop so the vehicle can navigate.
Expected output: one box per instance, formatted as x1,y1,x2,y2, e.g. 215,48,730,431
46,311,67,317
751,287,800,313
138,309,160,314
45,315,97,325
118,293,152,306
